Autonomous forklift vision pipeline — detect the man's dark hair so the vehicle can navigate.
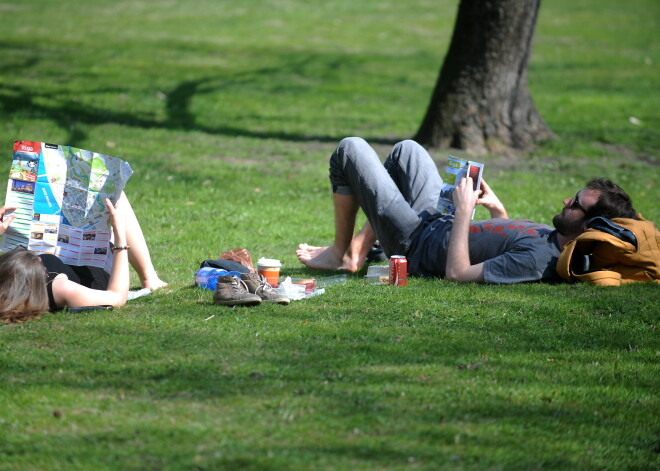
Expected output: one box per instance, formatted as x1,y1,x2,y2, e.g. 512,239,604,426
585,178,638,220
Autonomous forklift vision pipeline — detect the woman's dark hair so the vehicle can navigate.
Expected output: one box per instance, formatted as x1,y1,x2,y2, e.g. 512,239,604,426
585,178,638,220
0,249,49,323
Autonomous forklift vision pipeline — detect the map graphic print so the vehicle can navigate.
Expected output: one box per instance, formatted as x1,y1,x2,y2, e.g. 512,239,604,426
57,146,128,228
2,141,133,271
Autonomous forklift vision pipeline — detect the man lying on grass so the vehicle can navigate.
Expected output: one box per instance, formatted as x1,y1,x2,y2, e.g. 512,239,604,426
296,137,638,284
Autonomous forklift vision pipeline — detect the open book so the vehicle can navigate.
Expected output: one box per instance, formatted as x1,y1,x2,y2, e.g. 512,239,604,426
437,156,484,219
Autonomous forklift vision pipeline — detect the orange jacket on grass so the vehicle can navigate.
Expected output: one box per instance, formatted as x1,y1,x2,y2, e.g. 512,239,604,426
557,215,660,286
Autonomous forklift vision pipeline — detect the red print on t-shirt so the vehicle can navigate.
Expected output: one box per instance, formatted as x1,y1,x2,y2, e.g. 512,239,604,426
469,220,539,238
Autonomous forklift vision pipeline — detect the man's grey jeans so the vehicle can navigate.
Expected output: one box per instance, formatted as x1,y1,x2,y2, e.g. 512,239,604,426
329,137,443,256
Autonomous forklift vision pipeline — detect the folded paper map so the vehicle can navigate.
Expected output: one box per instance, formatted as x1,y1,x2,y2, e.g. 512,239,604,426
2,141,133,271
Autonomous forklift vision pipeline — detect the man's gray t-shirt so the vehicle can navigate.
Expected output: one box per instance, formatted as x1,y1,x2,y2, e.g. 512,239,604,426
407,216,562,283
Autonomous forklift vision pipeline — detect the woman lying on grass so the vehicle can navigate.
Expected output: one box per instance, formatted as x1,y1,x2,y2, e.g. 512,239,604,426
0,194,166,323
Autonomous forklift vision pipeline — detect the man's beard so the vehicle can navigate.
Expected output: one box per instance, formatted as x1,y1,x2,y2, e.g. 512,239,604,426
552,212,585,236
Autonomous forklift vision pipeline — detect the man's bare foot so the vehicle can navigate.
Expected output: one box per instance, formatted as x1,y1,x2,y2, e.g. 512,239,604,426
296,243,362,272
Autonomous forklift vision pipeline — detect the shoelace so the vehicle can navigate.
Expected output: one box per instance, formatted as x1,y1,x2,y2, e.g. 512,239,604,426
255,275,276,295
230,276,252,294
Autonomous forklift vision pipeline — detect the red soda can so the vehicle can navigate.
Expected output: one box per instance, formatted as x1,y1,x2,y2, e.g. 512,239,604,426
389,255,408,286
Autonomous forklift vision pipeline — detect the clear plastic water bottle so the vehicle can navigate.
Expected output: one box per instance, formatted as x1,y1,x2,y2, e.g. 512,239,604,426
195,267,244,290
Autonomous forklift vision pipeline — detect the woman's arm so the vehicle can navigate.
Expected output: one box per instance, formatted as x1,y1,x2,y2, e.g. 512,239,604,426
52,198,130,308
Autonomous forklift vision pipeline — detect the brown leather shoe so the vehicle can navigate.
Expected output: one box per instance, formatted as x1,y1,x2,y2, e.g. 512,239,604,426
240,273,290,305
213,275,262,307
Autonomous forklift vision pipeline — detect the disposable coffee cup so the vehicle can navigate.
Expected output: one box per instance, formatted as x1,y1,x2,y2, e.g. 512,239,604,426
257,258,282,287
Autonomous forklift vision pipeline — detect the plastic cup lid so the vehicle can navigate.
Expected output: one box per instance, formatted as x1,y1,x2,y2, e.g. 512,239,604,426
257,257,281,268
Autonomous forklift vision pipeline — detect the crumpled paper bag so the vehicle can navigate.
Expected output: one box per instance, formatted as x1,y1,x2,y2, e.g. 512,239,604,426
219,247,255,273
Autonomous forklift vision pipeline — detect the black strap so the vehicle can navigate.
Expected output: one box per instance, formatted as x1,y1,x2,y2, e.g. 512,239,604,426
200,259,250,273
586,217,637,249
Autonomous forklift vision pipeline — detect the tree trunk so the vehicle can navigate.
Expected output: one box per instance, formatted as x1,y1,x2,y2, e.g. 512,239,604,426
414,0,553,156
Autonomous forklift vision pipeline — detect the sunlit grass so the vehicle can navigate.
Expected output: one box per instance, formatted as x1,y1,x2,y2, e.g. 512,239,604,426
0,0,658,469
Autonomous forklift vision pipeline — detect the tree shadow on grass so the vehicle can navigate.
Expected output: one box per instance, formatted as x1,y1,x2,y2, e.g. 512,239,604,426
0,53,403,148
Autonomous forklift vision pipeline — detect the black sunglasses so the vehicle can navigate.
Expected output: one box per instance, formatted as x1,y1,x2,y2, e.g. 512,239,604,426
569,191,587,213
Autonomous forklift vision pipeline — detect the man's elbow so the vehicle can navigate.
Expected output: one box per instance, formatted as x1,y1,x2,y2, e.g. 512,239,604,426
444,270,463,282
445,267,485,283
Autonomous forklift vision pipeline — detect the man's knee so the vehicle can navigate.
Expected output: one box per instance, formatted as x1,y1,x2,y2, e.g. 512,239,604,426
331,136,374,173
336,137,369,156
391,139,425,159
330,137,367,195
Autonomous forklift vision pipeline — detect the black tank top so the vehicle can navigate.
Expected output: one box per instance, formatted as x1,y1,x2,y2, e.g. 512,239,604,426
40,254,110,312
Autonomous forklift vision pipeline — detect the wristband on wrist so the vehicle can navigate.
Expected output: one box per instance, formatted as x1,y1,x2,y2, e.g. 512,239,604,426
111,245,130,253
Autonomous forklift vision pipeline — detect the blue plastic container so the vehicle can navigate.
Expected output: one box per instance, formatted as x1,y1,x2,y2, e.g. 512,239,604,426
194,267,243,290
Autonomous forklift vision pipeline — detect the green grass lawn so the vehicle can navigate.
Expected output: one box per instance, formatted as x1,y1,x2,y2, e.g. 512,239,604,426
1,0,659,469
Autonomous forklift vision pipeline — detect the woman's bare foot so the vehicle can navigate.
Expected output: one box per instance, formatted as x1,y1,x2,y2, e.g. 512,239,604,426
296,243,362,272
141,277,168,291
